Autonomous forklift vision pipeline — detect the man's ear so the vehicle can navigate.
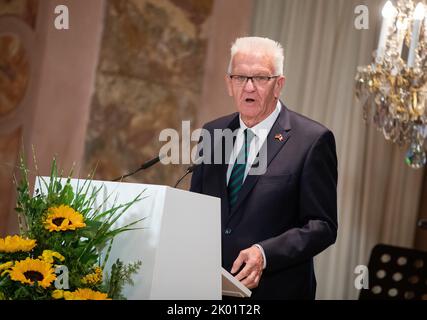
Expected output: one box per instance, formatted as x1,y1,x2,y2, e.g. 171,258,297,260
274,76,285,98
225,74,233,97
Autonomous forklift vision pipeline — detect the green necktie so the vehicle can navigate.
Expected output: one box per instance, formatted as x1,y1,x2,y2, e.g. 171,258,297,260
228,129,255,208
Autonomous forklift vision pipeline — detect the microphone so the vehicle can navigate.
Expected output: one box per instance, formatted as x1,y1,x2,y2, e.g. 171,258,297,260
173,158,203,188
418,219,427,230
187,162,202,173
113,154,165,182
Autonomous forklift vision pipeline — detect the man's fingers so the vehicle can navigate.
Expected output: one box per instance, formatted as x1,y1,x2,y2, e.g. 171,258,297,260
235,263,252,281
242,271,261,289
241,271,256,286
230,252,246,274
232,246,264,287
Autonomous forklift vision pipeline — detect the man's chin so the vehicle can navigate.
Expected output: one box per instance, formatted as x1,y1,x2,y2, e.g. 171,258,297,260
238,105,260,117
240,114,262,127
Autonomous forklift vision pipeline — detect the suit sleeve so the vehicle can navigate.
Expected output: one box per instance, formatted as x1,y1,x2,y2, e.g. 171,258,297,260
259,130,338,273
189,127,207,194
190,161,203,193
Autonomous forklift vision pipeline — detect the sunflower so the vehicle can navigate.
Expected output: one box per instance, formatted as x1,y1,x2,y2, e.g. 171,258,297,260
62,288,111,300
0,235,36,253
81,267,103,285
44,205,86,232
39,250,65,264
9,258,56,288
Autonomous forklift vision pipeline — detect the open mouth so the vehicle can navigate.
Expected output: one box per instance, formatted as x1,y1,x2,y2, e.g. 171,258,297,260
245,98,255,103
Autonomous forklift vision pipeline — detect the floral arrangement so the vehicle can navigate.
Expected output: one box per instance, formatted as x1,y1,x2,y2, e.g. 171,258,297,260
0,157,142,300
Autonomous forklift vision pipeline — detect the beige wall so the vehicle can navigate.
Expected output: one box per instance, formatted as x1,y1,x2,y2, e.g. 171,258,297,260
27,0,105,177
198,0,254,128
0,0,105,235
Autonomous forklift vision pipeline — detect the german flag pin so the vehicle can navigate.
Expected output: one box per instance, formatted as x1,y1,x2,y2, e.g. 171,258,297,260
275,133,284,142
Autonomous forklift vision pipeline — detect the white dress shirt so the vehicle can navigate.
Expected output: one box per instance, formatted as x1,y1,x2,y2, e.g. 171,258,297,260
226,100,282,269
226,101,281,184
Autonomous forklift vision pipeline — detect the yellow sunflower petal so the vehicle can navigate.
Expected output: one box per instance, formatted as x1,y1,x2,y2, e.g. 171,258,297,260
0,236,36,253
39,250,65,264
52,290,64,299
0,261,14,271
63,288,110,300
1,270,10,277
63,291,76,300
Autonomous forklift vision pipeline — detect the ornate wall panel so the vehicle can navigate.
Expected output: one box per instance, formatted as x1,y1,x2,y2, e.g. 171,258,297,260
84,0,213,186
0,0,37,235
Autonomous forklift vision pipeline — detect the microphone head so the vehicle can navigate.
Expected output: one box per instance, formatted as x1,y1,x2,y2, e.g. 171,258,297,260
187,155,204,172
187,163,199,173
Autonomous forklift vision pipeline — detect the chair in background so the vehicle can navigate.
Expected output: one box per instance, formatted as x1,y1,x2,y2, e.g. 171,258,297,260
359,244,427,300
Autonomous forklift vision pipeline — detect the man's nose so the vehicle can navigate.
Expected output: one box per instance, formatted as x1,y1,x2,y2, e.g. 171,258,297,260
243,78,256,91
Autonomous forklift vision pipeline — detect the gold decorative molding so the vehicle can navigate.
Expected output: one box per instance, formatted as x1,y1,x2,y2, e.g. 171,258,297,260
0,127,22,236
0,34,29,118
0,0,38,29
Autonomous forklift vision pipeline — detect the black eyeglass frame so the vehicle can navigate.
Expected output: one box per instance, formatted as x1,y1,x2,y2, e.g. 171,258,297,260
228,74,280,85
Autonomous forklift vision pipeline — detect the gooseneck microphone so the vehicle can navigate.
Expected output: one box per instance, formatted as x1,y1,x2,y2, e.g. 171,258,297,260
173,162,202,188
113,154,165,182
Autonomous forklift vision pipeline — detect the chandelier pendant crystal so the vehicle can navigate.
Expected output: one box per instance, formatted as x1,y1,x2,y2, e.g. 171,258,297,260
355,0,427,168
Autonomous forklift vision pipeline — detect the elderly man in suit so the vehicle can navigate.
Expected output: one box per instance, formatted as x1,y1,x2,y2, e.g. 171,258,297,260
190,37,338,299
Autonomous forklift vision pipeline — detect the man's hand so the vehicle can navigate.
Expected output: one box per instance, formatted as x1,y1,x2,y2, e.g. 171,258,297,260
230,245,264,289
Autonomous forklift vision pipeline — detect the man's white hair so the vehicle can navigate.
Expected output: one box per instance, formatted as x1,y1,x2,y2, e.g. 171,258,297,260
227,37,284,75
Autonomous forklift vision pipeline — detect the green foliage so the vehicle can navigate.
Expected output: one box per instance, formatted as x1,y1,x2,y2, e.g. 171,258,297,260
105,259,142,300
0,156,142,300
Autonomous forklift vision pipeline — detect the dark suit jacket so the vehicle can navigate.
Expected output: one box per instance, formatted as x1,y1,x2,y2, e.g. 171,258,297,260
190,103,338,299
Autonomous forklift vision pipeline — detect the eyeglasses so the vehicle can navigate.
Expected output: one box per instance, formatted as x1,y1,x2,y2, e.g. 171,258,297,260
228,74,279,86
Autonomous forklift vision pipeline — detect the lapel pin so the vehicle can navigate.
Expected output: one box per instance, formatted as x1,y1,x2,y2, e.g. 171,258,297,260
274,133,284,142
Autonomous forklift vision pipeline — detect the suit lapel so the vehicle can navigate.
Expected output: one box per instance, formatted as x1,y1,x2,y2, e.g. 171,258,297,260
213,113,239,219
229,104,292,216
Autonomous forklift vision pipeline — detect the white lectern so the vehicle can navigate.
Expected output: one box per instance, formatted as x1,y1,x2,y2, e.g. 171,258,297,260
36,178,223,299
36,177,251,299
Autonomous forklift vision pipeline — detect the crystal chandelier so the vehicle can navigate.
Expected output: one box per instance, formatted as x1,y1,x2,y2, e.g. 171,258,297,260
355,0,427,168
